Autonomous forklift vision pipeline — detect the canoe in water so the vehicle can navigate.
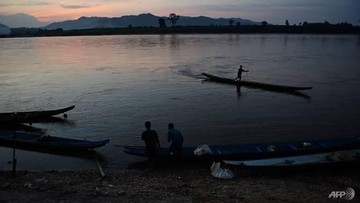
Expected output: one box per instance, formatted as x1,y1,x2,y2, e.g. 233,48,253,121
201,73,313,92
123,137,360,161
0,105,75,124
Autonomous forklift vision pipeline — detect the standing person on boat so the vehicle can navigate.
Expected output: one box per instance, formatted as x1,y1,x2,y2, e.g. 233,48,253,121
141,121,160,167
235,65,249,81
167,123,184,156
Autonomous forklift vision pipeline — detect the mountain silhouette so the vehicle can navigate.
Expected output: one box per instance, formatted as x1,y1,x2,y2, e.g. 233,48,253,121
0,13,47,28
0,23,10,35
44,13,259,30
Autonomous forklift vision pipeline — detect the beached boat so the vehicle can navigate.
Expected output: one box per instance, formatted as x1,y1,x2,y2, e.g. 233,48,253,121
201,73,313,92
0,130,109,151
123,137,360,161
0,105,75,124
224,149,360,167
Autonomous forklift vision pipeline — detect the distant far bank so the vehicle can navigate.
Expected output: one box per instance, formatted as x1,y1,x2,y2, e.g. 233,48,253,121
1,13,360,38
2,23,360,38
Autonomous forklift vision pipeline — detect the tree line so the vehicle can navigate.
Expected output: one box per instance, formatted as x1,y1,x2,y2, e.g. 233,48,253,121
3,13,359,37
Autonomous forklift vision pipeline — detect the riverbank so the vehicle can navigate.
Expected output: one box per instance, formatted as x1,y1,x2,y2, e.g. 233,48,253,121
1,161,359,202
3,24,360,38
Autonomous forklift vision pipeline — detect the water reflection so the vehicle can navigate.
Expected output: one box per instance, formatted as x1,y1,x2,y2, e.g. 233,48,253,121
283,35,288,48
236,85,241,98
170,34,180,50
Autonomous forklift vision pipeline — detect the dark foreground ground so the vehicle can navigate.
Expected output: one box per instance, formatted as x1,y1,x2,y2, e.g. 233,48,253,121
1,161,359,203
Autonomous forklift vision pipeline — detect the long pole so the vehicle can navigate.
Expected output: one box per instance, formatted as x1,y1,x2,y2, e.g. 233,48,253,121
12,132,17,178
94,151,105,178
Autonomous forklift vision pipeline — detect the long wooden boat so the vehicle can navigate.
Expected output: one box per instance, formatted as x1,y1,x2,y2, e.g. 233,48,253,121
0,130,109,151
123,137,360,161
0,105,75,124
224,149,360,167
202,73,313,92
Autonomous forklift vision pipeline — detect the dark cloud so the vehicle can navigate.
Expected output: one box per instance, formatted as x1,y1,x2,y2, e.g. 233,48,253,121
0,4,14,7
60,4,90,9
0,2,49,7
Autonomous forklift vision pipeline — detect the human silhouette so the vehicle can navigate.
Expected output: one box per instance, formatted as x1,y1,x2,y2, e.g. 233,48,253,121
235,65,249,81
141,121,160,167
167,123,183,156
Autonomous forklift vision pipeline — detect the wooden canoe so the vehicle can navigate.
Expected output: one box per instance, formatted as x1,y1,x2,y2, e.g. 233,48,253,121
202,73,313,91
0,130,109,152
0,105,75,124
123,137,360,161
224,149,360,167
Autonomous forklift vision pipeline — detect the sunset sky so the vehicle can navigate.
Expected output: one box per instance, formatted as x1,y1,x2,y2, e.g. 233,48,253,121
0,0,359,25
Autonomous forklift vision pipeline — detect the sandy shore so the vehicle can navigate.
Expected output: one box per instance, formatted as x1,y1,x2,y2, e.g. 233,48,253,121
1,161,359,202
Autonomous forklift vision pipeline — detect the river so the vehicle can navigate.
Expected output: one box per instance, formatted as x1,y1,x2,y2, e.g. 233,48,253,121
0,34,359,170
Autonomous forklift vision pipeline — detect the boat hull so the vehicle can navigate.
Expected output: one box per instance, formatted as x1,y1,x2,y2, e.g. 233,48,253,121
224,149,360,167
0,105,75,124
0,130,109,152
201,73,312,91
124,137,360,161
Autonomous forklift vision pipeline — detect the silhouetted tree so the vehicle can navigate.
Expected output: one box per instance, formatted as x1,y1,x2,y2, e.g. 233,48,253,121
236,22,241,26
285,20,289,26
261,21,268,26
229,19,234,26
158,18,166,28
302,21,308,26
338,22,352,27
168,13,180,27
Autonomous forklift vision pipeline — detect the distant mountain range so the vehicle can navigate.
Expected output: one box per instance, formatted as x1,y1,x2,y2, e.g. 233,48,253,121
0,13,259,31
0,23,10,35
45,13,258,30
0,13,47,28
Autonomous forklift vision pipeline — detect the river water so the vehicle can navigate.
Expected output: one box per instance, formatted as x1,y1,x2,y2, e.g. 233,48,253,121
0,34,359,170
